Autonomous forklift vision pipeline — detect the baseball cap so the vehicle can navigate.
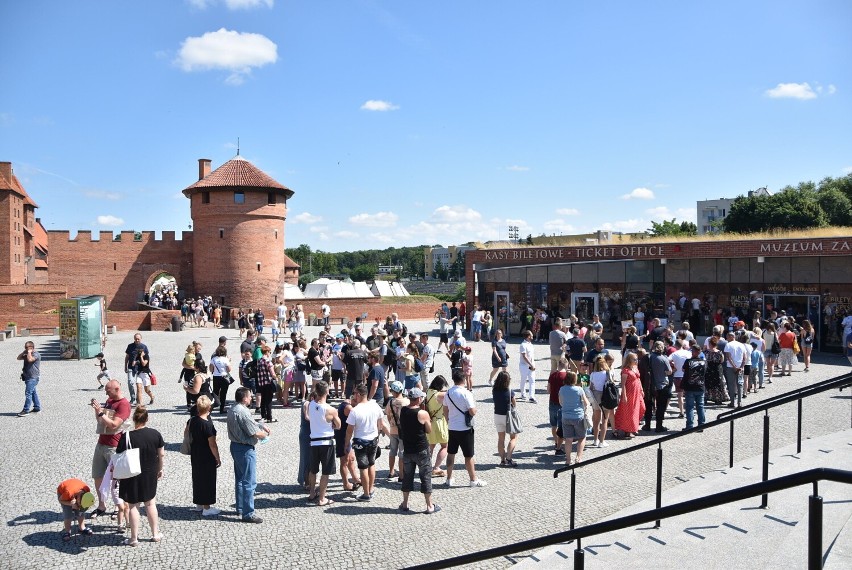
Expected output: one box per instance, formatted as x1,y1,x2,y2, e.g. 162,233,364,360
257,335,268,343
335,333,344,340
390,381,404,394
408,387,425,399
378,329,388,337
690,345,702,353
453,330,461,336
454,340,462,347
218,336,227,343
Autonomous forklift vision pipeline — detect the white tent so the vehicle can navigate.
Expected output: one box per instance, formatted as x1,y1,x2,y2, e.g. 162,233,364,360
303,278,375,298
371,281,410,297
283,282,304,299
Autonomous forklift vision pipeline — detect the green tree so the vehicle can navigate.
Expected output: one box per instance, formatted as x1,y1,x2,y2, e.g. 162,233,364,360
525,234,534,245
434,259,449,280
450,251,466,280
647,219,697,236
723,187,828,233
350,264,376,281
816,187,852,226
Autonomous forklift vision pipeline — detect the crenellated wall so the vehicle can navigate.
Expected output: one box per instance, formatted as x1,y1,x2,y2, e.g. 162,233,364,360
47,230,194,310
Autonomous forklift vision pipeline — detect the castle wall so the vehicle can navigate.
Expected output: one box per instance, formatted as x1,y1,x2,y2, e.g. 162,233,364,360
48,230,194,310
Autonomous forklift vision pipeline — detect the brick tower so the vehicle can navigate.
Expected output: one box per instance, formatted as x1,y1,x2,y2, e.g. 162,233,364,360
183,156,294,310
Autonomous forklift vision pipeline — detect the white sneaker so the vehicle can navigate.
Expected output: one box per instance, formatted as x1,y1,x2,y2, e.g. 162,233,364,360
190,506,203,512
588,440,599,448
445,477,454,487
201,507,221,516
470,479,487,488
599,441,609,448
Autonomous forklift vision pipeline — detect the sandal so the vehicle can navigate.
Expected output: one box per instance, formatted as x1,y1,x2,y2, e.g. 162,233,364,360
90,508,107,519
431,469,446,477
61,531,72,542
316,498,335,507
152,532,163,542
123,538,139,547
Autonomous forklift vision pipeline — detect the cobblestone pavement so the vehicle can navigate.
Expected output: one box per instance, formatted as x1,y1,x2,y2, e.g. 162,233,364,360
1,321,850,570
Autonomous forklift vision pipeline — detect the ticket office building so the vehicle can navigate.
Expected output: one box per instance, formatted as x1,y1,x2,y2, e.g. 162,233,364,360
468,239,852,353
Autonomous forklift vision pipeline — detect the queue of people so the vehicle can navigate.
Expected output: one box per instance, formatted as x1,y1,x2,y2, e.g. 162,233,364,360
39,301,842,546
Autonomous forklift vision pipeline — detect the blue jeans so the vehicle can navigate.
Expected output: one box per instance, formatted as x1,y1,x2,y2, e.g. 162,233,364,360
125,370,138,404
684,391,705,428
23,378,41,412
230,442,257,519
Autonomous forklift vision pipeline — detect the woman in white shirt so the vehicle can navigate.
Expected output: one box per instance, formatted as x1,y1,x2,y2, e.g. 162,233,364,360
588,355,615,448
208,346,232,414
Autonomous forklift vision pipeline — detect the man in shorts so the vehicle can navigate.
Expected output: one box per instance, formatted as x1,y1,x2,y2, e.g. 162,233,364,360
345,385,387,501
307,381,340,507
90,380,131,518
443,369,486,488
123,333,148,406
548,318,568,374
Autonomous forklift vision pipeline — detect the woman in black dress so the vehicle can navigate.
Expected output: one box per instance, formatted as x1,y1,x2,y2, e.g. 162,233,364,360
186,395,221,516
116,406,164,546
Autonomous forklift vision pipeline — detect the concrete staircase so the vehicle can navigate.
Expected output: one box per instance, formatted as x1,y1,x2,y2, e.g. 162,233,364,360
512,429,852,569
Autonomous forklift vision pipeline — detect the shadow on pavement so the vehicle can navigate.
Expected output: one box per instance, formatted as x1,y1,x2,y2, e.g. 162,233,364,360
7,510,62,526
21,529,123,552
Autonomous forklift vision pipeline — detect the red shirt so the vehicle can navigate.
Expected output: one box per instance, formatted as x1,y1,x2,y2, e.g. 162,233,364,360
98,397,131,447
779,330,796,349
548,371,565,405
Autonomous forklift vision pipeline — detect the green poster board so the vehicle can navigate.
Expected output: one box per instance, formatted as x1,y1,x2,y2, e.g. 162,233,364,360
58,296,106,360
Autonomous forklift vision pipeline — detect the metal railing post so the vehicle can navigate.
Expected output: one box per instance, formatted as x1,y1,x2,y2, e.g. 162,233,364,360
797,398,803,454
761,411,770,508
655,443,663,528
570,470,576,530
574,538,585,570
808,493,823,569
729,420,735,468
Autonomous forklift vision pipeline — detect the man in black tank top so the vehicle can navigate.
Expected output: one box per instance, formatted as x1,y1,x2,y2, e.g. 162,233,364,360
398,388,440,514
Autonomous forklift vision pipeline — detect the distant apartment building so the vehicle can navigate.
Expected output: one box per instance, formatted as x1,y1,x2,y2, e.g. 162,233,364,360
424,245,473,279
697,188,770,235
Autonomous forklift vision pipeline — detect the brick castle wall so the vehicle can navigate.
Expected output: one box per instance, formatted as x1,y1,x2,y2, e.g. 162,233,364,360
48,230,194,310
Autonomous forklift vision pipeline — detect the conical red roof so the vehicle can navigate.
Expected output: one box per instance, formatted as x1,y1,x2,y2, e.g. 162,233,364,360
182,156,293,198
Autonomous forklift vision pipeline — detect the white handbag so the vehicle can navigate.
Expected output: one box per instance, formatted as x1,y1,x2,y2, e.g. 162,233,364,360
112,431,142,480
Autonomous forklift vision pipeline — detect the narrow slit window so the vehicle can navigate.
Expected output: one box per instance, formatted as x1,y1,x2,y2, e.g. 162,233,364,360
234,191,245,204
268,192,276,205
202,192,210,204
219,228,224,239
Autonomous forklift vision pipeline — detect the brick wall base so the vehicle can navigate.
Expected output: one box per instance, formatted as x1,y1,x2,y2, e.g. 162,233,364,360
1,310,181,332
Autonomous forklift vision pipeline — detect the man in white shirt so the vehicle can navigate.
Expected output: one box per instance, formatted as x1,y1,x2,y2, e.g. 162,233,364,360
723,332,747,408
669,340,692,418
345,385,387,501
518,330,537,402
443,369,486,488
321,303,331,327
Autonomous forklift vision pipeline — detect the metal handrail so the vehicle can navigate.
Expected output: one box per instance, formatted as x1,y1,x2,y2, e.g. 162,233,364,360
409,468,852,570
554,371,852,477
716,373,852,420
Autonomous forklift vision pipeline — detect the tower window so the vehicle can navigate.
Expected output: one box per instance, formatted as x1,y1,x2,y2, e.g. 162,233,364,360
114,263,117,271
219,228,224,239
268,192,276,205
256,262,261,272
234,192,245,204
274,229,278,240
202,192,210,204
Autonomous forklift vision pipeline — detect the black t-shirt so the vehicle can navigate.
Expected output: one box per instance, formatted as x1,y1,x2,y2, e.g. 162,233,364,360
399,406,428,453
624,334,640,350
682,358,707,391
368,364,385,403
344,349,367,381
567,337,586,361
308,347,324,371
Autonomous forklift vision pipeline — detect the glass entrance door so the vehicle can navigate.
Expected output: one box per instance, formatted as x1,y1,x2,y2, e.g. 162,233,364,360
764,294,821,350
494,291,510,338
571,293,599,324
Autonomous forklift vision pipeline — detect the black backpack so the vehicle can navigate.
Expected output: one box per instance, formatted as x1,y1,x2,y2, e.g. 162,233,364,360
600,379,620,410
243,359,257,380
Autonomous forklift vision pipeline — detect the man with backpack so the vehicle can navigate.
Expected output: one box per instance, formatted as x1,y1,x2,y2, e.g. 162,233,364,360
681,344,707,430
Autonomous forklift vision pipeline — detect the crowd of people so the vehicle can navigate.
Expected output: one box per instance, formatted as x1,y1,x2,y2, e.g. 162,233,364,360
18,301,852,544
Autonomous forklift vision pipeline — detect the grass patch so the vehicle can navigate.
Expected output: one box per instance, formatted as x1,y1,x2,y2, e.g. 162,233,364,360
381,295,442,304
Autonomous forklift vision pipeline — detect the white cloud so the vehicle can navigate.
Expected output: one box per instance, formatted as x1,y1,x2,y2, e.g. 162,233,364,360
290,212,323,224
621,187,655,200
555,208,580,216
505,165,529,172
309,225,328,233
843,166,852,174
600,219,645,232
542,219,576,234
675,208,695,221
349,212,399,227
187,0,272,8
360,100,399,112
225,0,273,9
334,230,359,240
84,190,122,200
431,205,482,224
645,206,671,217
827,84,837,95
97,215,124,227
765,82,817,100
175,28,278,85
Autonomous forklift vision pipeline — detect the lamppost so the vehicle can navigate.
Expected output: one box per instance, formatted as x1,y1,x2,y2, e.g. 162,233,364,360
508,225,519,244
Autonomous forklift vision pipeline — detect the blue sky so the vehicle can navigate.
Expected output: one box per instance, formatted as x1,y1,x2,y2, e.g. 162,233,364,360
1,0,850,251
